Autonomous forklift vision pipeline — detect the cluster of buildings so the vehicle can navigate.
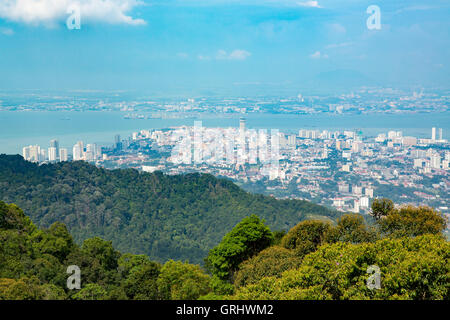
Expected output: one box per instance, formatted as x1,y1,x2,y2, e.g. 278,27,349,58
22,140,102,163
23,140,68,163
100,121,449,215
21,121,449,218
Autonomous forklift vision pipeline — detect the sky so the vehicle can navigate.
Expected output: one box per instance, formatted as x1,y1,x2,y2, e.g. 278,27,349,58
0,0,449,95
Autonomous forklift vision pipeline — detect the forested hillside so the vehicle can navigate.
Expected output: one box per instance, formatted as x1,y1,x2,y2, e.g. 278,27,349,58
1,200,447,300
0,155,338,264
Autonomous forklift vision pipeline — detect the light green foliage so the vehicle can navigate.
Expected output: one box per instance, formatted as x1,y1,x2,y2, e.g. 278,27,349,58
280,220,330,257
325,214,379,244
31,222,75,262
234,246,301,288
73,283,108,300
379,205,447,238
234,235,449,300
370,198,394,220
0,201,36,233
157,260,211,300
0,277,47,300
206,215,274,281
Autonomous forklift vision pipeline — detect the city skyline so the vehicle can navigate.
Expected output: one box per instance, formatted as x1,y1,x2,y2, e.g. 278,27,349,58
19,120,450,217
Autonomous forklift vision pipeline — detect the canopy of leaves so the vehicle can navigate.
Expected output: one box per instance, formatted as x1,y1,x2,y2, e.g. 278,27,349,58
325,214,379,244
0,155,338,264
206,215,274,281
370,198,394,220
379,205,447,238
280,220,331,257
157,260,211,300
234,246,301,288
0,200,211,300
233,235,449,300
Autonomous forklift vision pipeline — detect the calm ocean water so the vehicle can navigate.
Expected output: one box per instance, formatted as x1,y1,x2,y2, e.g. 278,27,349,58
0,111,449,154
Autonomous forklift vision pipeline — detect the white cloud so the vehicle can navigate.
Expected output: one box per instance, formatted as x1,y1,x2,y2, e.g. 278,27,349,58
197,54,211,61
329,23,346,34
0,0,146,27
0,27,14,35
297,1,321,8
177,52,189,59
310,51,328,59
216,49,251,60
325,42,353,49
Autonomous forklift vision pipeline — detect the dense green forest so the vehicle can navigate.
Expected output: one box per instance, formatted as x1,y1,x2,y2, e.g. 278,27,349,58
0,199,448,300
0,155,337,264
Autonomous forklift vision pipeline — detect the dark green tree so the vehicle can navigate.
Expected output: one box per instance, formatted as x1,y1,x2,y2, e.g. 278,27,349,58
206,215,274,282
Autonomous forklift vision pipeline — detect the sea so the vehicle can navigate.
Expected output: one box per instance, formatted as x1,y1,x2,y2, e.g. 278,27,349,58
0,110,449,154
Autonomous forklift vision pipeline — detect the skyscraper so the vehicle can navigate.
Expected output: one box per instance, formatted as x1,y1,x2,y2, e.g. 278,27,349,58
23,145,41,162
59,148,68,162
114,134,122,150
238,118,246,163
439,128,443,141
22,146,31,161
48,147,57,162
432,127,436,141
50,139,59,160
73,142,83,161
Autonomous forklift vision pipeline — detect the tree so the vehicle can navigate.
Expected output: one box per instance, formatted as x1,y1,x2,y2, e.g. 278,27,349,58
379,205,447,238
325,214,378,244
0,201,36,233
234,246,301,288
123,262,161,300
157,260,211,300
118,253,153,278
72,283,108,300
206,215,274,282
81,237,120,271
370,198,394,220
0,277,46,300
233,235,450,300
31,222,75,262
280,220,330,257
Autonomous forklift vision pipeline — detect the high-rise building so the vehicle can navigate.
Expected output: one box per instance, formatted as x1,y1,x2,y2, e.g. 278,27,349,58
432,127,436,141
59,148,68,162
85,143,99,161
353,185,362,195
23,145,41,162
288,134,296,147
50,139,59,160
114,134,122,150
430,154,441,169
338,184,349,193
22,146,31,161
239,118,246,133
439,128,443,141
359,197,369,208
413,159,423,168
73,142,83,161
48,147,57,162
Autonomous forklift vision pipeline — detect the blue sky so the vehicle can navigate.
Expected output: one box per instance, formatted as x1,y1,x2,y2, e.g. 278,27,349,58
0,0,449,95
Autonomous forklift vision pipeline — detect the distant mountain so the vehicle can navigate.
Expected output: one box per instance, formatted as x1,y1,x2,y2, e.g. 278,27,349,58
0,154,338,264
